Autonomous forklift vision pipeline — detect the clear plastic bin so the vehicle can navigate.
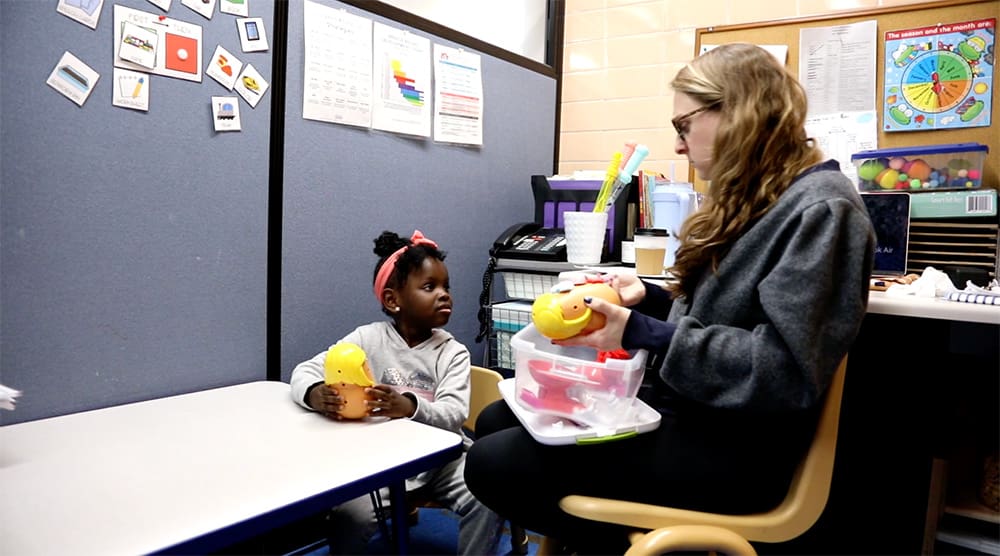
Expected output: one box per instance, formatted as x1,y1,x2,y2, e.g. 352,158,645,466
850,143,988,191
511,324,648,429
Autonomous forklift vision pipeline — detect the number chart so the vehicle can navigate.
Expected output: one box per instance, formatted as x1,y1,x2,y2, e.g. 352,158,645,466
883,18,995,132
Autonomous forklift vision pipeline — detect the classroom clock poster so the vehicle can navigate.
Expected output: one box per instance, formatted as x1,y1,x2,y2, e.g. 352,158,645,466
883,18,995,132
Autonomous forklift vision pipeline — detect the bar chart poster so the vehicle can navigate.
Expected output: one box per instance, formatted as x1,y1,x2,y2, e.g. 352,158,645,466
372,21,431,137
883,18,994,132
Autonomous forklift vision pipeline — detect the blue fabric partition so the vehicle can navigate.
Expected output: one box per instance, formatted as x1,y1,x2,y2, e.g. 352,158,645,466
0,0,555,423
0,0,274,423
279,1,555,379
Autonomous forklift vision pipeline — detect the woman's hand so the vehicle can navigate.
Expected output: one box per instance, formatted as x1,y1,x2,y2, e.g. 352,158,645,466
365,384,417,419
552,295,630,352
609,273,647,307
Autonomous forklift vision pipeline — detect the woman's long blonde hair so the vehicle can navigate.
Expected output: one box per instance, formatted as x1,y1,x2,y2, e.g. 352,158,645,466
668,43,823,298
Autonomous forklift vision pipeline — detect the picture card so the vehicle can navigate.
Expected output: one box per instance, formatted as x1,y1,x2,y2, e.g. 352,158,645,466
220,0,249,17
234,64,268,108
112,68,150,111
182,0,217,20
237,17,268,52
118,21,159,69
146,0,171,11
212,96,241,131
57,0,104,30
47,51,100,107
205,45,243,90
113,5,203,83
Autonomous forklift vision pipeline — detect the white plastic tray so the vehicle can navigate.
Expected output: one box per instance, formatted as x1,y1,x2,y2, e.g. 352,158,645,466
498,379,661,445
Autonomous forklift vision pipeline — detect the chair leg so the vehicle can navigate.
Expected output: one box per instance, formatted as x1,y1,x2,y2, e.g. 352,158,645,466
369,490,391,543
509,523,529,555
536,536,561,556
624,525,757,556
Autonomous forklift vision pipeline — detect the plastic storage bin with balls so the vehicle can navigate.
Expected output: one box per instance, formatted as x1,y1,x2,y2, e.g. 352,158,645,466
850,142,988,191
324,342,375,419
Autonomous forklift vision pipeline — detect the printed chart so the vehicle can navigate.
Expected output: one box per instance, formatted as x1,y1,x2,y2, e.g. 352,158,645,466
883,18,995,131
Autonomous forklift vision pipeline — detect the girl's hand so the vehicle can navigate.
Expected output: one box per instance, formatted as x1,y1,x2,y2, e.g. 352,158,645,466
308,383,346,420
365,384,417,419
609,273,647,307
552,295,630,352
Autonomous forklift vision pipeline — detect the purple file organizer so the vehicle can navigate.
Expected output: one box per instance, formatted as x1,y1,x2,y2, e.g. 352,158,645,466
530,175,633,262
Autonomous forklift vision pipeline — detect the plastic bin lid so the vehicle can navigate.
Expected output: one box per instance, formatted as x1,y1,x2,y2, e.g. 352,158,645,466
850,142,988,160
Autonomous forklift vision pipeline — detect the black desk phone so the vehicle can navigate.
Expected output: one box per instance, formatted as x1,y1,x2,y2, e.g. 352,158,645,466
491,222,567,261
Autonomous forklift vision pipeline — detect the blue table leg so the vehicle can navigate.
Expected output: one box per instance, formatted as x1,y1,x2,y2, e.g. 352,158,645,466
389,480,408,554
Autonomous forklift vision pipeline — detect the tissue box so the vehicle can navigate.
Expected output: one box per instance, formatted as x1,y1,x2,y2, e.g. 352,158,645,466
510,324,648,428
851,143,988,191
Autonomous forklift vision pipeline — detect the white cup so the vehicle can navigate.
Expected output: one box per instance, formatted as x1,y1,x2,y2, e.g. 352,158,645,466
633,228,668,276
563,211,608,265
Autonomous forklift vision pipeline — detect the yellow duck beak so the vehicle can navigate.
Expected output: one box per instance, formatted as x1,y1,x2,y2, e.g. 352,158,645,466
531,292,592,340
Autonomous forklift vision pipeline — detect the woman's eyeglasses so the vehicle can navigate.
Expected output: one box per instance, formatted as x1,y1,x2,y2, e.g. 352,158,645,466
672,103,720,141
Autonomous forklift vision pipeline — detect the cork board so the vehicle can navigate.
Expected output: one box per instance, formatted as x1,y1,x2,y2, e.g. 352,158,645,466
691,0,998,191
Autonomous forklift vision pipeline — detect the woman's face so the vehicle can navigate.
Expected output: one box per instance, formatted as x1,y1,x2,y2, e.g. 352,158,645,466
672,93,721,181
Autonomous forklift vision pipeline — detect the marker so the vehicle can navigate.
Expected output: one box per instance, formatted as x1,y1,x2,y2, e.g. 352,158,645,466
132,77,144,98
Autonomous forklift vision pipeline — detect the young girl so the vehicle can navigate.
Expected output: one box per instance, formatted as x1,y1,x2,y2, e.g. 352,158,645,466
290,230,504,556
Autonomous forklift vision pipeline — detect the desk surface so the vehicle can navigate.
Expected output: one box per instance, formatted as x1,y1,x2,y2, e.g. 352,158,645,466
598,266,1000,326
0,381,462,555
866,290,1000,325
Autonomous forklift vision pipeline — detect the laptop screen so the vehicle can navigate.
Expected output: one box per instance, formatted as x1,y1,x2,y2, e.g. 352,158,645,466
861,192,911,276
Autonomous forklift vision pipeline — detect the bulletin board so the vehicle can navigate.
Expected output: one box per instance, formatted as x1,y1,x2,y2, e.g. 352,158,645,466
692,0,998,190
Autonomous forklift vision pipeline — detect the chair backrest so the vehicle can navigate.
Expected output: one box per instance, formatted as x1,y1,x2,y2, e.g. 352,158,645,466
756,355,848,541
465,366,504,433
558,355,849,544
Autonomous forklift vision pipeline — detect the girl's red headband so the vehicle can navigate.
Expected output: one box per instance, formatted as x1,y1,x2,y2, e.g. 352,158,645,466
373,230,438,300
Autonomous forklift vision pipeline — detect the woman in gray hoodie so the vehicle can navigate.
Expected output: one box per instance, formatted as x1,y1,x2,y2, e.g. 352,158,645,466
465,42,876,554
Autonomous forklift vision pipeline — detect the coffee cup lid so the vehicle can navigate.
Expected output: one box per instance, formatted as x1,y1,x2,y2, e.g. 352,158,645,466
634,228,668,237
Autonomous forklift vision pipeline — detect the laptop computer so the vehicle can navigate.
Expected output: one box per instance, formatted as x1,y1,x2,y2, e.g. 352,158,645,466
861,192,911,277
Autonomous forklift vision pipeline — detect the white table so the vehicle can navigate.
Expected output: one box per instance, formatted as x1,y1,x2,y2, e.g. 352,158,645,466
867,290,1000,325
0,381,462,555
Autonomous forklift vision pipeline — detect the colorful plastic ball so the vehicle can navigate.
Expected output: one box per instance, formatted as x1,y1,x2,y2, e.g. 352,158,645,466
888,157,906,170
966,181,974,188
858,159,885,181
898,173,908,182
909,179,921,189
876,168,900,189
957,169,969,178
968,169,981,180
907,159,932,181
929,179,939,188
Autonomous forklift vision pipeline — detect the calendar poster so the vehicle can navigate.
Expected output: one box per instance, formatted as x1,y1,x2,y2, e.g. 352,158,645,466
883,18,994,132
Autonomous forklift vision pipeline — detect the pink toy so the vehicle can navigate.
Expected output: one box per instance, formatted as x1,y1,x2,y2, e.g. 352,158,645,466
517,359,627,420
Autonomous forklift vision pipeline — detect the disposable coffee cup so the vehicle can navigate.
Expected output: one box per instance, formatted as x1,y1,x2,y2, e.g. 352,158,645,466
563,211,608,265
633,228,668,276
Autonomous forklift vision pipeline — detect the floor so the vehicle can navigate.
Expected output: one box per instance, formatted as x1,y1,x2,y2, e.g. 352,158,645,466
291,507,542,556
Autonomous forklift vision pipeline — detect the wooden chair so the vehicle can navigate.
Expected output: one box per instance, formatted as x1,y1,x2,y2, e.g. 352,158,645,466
540,356,848,556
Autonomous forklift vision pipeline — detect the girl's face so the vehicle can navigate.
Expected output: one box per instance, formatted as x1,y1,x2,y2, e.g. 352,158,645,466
672,92,721,181
397,258,452,330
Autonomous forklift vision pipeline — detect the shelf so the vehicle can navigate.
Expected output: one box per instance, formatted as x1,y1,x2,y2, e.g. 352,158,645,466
947,496,1000,525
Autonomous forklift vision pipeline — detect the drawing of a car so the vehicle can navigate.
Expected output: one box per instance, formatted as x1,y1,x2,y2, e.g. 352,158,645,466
241,75,261,94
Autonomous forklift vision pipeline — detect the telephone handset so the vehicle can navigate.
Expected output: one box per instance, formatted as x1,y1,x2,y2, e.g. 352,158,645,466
491,222,567,261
